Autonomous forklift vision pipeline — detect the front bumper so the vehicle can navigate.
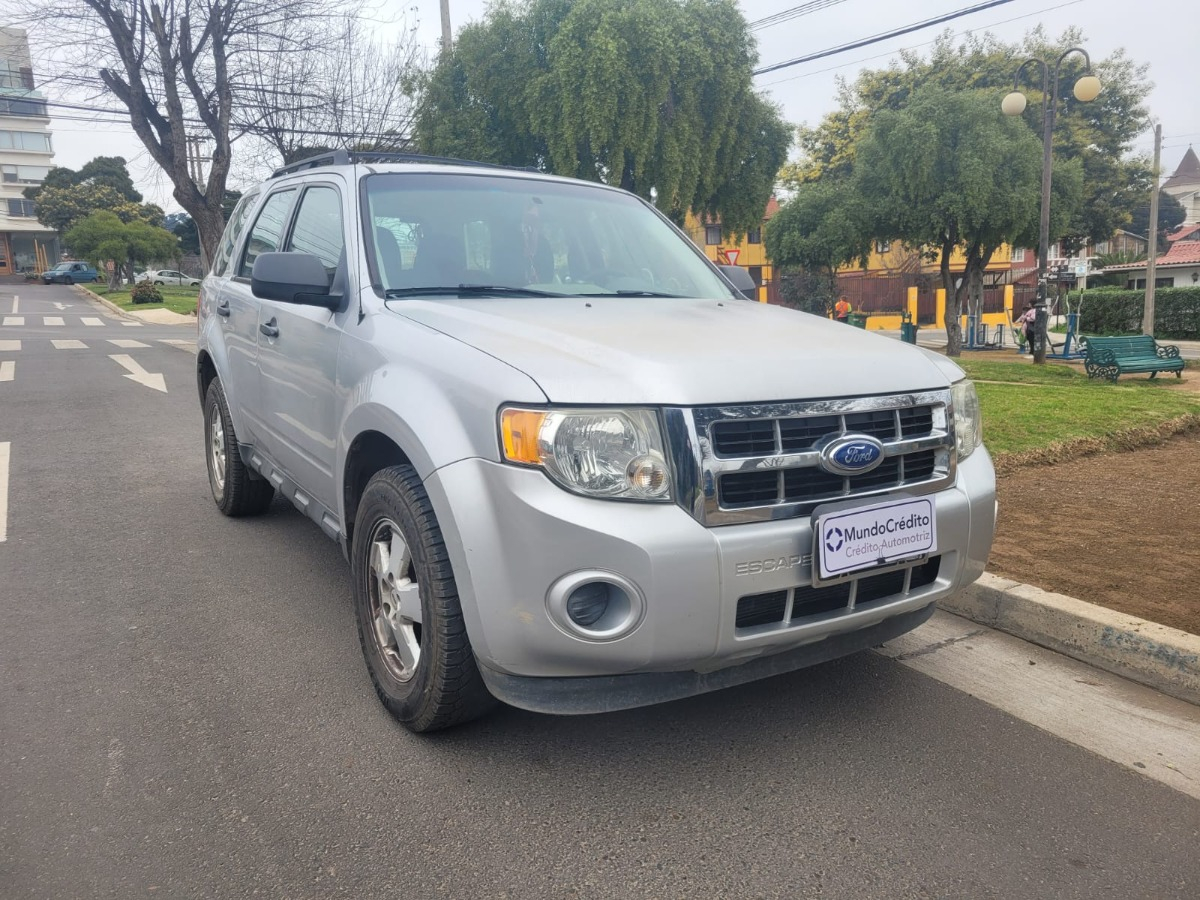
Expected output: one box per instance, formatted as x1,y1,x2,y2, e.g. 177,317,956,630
424,448,996,711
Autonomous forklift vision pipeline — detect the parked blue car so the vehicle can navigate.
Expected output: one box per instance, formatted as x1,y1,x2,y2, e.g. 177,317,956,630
42,261,99,285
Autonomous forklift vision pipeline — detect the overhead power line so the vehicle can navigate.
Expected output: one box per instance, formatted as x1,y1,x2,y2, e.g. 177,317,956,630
748,0,850,32
753,0,1018,76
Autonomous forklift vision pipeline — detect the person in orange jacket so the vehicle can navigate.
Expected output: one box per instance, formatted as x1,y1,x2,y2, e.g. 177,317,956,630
834,296,852,322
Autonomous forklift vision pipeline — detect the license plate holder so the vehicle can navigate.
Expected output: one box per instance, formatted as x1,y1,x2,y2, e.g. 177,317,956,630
812,496,937,586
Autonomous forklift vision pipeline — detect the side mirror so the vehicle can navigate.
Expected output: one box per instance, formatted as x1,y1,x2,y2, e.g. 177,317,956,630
251,252,340,309
718,264,758,301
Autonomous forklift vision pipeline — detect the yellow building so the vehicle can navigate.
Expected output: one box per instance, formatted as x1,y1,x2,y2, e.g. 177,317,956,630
683,197,779,303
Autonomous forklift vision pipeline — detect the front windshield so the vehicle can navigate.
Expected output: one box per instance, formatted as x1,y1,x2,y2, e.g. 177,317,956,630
51,263,72,271
362,172,735,299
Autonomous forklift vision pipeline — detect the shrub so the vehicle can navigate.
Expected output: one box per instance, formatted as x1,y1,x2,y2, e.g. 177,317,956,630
1078,286,1200,340
131,281,163,305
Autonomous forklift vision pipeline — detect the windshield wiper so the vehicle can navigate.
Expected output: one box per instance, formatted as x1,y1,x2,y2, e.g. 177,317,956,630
384,284,562,298
577,290,684,298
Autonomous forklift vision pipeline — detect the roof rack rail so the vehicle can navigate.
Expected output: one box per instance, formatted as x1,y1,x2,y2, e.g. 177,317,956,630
271,149,351,178
271,150,532,179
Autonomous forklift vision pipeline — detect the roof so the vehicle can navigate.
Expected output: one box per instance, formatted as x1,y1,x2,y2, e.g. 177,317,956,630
1164,146,1200,190
1103,237,1200,271
1167,223,1200,243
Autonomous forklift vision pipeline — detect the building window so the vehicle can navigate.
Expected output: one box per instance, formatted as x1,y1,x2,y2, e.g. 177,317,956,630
705,225,721,245
747,228,762,244
0,97,48,117
1155,277,1174,288
1,164,50,184
748,266,763,286
1012,247,1025,263
6,198,36,217
0,130,52,152
875,240,891,253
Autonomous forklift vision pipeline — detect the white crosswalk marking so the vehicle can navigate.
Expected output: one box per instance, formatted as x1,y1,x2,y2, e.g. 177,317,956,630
0,361,13,382
81,317,105,327
43,317,64,326
51,339,87,350
120,321,143,327
0,340,19,351
2,317,22,326
108,339,150,349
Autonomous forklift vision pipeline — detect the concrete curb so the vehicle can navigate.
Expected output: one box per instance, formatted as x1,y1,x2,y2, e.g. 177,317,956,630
943,572,1200,707
75,284,137,321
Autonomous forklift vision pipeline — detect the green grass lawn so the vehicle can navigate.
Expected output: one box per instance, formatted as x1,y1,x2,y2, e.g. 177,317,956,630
957,358,1200,456
90,283,199,316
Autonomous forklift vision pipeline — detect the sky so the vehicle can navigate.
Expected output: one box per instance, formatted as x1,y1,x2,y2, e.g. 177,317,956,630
38,0,1200,213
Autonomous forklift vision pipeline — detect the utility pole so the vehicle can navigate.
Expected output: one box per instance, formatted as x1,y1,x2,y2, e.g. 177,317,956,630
440,0,452,53
186,136,208,194
1142,123,1161,335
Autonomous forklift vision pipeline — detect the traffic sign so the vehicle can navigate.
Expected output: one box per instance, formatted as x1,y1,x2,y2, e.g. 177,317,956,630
725,249,740,265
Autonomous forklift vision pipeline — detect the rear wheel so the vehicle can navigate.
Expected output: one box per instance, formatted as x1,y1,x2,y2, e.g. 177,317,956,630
63,275,73,285
352,465,495,732
203,379,275,516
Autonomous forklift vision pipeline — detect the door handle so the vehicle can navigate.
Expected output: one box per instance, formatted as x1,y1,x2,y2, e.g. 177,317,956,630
215,300,231,317
259,318,279,338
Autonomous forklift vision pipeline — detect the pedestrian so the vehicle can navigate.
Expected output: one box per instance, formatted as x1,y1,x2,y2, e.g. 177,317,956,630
834,295,852,323
1016,302,1037,354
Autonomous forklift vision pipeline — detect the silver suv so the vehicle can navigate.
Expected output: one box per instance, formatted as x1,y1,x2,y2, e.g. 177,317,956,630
197,151,996,732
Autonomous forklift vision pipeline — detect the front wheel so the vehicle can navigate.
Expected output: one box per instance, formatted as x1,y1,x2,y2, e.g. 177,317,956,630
352,466,495,732
63,276,73,285
203,379,275,516
155,280,165,285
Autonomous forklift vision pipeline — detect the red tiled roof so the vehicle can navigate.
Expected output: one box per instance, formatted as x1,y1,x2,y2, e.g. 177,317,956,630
1104,237,1200,270
1167,223,1200,243
1164,146,1200,190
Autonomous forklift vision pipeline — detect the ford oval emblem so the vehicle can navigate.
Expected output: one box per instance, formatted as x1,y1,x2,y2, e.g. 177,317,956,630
819,435,885,476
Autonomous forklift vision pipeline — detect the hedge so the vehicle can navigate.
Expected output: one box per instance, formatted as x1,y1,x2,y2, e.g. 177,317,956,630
1077,286,1200,340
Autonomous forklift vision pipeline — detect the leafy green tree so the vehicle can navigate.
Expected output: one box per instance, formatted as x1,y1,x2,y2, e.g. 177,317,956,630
65,211,180,289
24,156,142,205
854,86,1077,355
417,0,790,236
32,178,162,234
786,28,1151,252
764,178,870,315
166,212,202,256
1128,191,1187,244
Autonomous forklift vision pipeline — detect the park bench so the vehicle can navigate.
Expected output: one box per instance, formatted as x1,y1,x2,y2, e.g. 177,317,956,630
1083,335,1184,382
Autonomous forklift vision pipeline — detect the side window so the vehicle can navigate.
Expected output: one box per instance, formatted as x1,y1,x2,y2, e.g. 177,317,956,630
211,191,258,277
286,186,343,284
237,189,296,279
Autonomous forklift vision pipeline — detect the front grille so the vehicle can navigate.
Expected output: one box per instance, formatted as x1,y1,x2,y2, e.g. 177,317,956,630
734,557,941,631
679,391,956,526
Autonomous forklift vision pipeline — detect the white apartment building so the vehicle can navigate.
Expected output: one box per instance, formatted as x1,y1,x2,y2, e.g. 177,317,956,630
0,27,57,277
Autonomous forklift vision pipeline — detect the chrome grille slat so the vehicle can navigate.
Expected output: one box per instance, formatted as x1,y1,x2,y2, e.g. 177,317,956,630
668,390,957,526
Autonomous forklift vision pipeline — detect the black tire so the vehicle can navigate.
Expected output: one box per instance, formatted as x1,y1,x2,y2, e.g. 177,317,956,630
63,275,73,285
155,280,164,285
203,379,275,516
352,465,495,732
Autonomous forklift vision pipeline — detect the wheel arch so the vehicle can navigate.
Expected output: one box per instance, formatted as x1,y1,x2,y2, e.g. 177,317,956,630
342,430,414,548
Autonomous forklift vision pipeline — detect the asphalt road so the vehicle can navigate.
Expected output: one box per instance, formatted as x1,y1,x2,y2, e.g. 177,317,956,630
2,284,1199,899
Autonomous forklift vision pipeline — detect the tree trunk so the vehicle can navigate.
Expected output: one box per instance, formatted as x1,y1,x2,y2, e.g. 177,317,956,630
108,261,121,291
940,238,962,357
191,202,227,274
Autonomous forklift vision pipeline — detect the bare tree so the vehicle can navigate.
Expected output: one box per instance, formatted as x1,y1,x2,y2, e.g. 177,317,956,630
16,1,422,268
238,13,425,166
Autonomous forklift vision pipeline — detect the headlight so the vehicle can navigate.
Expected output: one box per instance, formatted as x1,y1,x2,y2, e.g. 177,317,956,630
500,407,672,501
951,379,982,461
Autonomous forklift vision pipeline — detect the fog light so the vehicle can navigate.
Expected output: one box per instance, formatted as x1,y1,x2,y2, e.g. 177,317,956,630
546,570,646,641
566,582,611,627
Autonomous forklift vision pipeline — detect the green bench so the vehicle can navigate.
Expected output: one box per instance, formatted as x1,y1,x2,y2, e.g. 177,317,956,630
1083,335,1184,382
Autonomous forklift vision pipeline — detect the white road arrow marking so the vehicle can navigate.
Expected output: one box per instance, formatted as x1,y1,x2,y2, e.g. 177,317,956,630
0,361,13,382
109,354,167,393
53,302,71,310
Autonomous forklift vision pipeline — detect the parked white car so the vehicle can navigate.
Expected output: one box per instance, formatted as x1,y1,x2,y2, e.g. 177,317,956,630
138,269,201,287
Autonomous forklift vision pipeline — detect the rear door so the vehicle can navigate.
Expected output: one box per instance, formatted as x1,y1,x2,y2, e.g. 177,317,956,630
220,186,299,439
253,180,349,510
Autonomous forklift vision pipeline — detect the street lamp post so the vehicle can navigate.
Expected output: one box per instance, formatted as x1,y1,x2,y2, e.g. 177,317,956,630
1002,49,1102,365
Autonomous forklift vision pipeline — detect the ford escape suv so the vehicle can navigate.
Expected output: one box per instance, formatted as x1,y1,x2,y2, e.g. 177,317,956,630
196,151,996,732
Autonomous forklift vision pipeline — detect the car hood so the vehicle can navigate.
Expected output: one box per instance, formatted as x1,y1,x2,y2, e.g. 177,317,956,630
386,296,958,405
